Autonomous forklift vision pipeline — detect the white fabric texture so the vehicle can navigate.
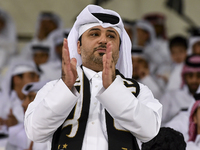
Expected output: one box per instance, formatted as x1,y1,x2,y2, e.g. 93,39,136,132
6,123,48,150
160,86,195,125
24,66,162,148
186,135,200,150
166,63,184,91
0,59,39,99
67,4,132,78
139,75,163,100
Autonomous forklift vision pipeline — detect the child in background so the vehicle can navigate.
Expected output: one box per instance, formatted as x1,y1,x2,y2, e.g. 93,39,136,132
6,80,49,150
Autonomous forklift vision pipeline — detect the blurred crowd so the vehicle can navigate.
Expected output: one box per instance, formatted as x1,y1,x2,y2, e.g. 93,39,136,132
0,6,200,150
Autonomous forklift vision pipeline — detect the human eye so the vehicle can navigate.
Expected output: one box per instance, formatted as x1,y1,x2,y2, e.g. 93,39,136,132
107,34,115,38
89,31,99,37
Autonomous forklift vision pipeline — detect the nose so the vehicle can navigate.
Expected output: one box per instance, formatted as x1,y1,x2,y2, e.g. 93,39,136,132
98,34,107,44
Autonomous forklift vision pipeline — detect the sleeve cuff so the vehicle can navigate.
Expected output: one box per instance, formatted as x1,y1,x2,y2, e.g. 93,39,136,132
96,76,138,117
45,79,80,115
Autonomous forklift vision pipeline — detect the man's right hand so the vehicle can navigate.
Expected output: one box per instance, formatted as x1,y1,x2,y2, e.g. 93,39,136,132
61,38,77,90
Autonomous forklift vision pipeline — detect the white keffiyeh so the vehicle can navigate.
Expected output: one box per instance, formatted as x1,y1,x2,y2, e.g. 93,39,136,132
67,4,132,78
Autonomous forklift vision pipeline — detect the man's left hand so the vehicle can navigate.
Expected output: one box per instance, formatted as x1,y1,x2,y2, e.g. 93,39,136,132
102,42,116,89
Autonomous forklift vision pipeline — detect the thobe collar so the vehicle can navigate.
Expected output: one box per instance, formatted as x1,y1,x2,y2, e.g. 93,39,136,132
82,66,102,82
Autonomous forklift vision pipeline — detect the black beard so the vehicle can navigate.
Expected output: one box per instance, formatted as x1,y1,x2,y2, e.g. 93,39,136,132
99,53,105,56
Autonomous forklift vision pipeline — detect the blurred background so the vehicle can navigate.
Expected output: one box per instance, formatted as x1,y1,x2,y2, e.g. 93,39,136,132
0,1,200,149
0,0,200,51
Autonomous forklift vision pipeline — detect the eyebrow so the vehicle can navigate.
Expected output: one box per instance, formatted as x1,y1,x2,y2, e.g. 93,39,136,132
88,28,118,36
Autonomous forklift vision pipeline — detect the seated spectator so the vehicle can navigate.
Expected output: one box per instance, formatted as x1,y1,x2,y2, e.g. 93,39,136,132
47,28,71,61
6,81,49,150
188,37,200,55
34,11,63,41
29,40,61,81
186,92,200,149
166,35,188,91
160,54,200,125
131,47,163,99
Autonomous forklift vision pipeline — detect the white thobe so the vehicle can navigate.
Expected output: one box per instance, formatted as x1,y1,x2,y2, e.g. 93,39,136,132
139,75,163,100
24,66,162,149
160,86,195,125
186,135,200,150
164,110,189,141
1,91,24,123
6,123,49,150
166,63,184,91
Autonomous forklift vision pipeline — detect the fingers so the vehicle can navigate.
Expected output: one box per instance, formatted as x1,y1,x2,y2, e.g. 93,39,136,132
62,38,70,66
102,42,116,88
71,58,77,68
104,42,113,73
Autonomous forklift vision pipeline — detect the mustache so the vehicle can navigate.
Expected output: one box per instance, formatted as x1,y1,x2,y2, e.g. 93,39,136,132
94,44,107,51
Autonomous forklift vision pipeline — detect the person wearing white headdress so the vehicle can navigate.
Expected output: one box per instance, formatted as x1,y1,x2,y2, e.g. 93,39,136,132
24,5,162,150
34,11,63,41
19,11,63,64
29,39,62,81
0,59,39,141
5,81,49,150
133,20,171,90
131,47,163,99
160,54,200,126
187,36,200,55
47,28,71,61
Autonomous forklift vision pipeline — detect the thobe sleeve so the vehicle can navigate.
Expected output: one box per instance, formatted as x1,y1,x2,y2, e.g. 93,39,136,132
24,79,80,142
96,76,162,142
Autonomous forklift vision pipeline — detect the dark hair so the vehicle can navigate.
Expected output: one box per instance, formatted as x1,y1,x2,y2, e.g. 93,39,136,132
169,35,188,50
141,127,186,150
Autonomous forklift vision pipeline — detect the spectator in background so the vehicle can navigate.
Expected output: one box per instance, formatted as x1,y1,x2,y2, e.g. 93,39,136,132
188,37,200,55
0,60,39,147
5,81,49,150
187,91,200,149
47,28,71,61
34,11,63,41
29,40,61,81
164,87,200,142
143,12,167,41
131,47,163,99
133,19,171,90
166,35,188,91
160,54,200,125
0,60,39,129
141,127,186,150
20,11,63,62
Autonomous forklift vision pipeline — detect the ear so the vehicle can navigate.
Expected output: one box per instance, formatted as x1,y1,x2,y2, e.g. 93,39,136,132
77,41,81,55
193,114,197,124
